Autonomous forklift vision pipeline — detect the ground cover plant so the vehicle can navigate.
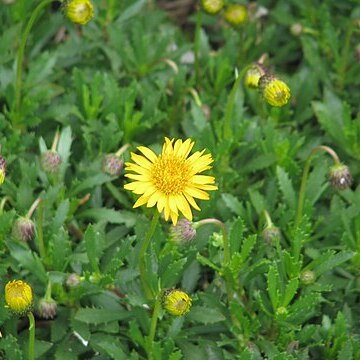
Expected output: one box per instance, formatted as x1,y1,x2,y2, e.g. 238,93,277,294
0,0,359,359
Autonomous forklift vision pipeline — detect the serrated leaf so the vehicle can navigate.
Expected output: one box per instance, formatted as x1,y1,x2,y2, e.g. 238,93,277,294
84,225,101,273
276,166,296,210
287,293,322,324
52,199,69,230
337,340,353,360
91,334,127,360
70,173,113,196
267,265,280,310
196,253,221,272
161,258,187,288
282,278,299,308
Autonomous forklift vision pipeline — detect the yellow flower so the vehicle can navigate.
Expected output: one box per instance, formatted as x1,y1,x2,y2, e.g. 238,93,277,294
64,0,94,25
202,0,224,14
244,65,266,89
162,289,192,316
259,75,291,107
0,155,6,185
124,138,217,225
224,4,248,26
5,280,33,314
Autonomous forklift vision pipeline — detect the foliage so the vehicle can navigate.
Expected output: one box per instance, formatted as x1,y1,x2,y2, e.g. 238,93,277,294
0,0,359,359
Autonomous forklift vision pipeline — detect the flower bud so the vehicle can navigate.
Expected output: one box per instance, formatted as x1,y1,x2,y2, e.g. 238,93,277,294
41,150,62,173
0,155,6,185
328,164,352,190
64,0,94,25
201,0,224,14
12,217,35,241
262,226,281,244
224,4,248,26
66,273,81,288
37,298,57,319
244,64,266,89
170,218,196,244
300,270,316,285
102,154,124,177
162,289,192,316
290,23,303,37
259,74,291,107
5,280,33,314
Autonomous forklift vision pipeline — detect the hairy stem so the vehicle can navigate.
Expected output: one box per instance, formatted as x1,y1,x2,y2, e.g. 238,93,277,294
139,211,160,300
295,145,341,227
27,312,36,360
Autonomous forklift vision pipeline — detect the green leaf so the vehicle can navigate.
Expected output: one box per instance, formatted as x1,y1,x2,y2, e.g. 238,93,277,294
276,166,296,210
78,208,137,227
282,278,299,308
84,225,101,273
74,308,131,324
196,253,221,272
337,340,353,360
70,173,112,196
267,265,280,310
188,306,226,324
91,334,128,359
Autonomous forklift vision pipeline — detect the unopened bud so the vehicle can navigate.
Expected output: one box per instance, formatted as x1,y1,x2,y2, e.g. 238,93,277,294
64,0,94,25
201,0,224,14
262,226,281,244
244,64,266,89
300,270,316,285
170,219,196,244
102,154,124,177
66,273,81,288
162,289,192,316
290,23,303,37
41,150,62,173
259,74,291,107
224,4,248,26
328,164,352,190
12,217,35,241
37,297,57,319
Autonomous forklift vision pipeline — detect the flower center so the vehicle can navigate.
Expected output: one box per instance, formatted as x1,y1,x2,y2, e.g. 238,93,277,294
151,154,191,195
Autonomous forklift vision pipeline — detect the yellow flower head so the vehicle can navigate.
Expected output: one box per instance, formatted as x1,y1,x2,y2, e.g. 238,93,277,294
202,0,224,14
64,0,94,25
244,64,266,89
224,4,248,26
162,289,192,316
124,138,217,225
5,280,33,314
0,155,5,185
259,75,291,107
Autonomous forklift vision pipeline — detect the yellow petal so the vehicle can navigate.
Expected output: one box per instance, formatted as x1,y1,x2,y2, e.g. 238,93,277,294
156,193,167,213
131,153,153,169
125,173,150,181
185,187,210,200
133,195,150,208
170,211,179,225
175,194,193,220
137,146,158,163
184,193,201,211
191,175,216,184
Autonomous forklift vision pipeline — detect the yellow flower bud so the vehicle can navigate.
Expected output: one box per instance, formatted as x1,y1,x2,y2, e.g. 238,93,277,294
244,64,266,89
201,0,224,14
162,289,192,316
259,75,291,107
0,155,6,185
224,4,248,26
5,280,33,314
64,0,94,25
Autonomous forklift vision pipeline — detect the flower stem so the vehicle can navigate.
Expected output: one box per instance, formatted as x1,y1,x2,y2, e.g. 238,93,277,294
223,65,252,140
194,9,203,83
50,130,60,152
27,312,35,360
295,145,341,227
139,211,160,300
195,218,233,301
146,293,162,360
26,197,42,219
14,0,53,124
115,143,130,157
36,201,47,261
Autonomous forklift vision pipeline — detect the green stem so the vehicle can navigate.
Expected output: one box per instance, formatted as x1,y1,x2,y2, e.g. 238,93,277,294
263,209,274,228
195,218,233,301
14,0,53,121
146,293,162,360
337,22,354,91
0,196,10,215
194,10,202,83
139,211,160,300
295,145,341,227
44,280,52,301
223,65,252,140
36,201,47,261
27,312,35,360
